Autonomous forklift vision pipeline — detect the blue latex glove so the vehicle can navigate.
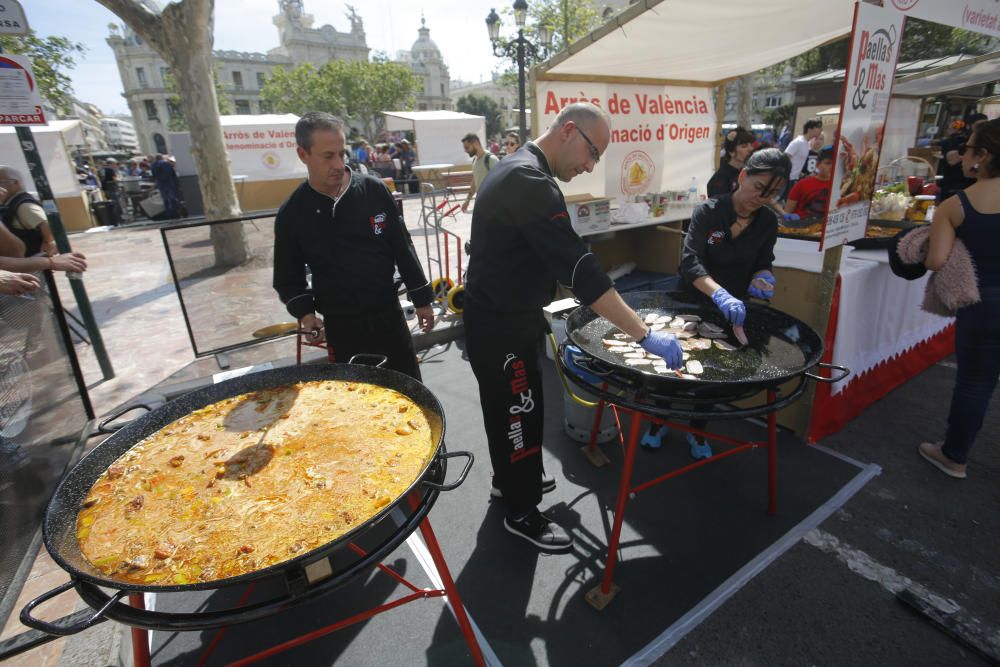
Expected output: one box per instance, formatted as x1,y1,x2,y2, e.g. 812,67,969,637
748,270,776,299
639,330,683,369
711,287,746,326
783,213,801,221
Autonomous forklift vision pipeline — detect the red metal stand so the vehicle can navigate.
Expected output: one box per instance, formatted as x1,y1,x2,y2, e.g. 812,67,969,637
585,390,779,610
128,594,152,667
213,492,484,666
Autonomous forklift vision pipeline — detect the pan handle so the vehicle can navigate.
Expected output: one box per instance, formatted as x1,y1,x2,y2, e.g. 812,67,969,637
422,450,474,492
19,581,126,636
97,403,154,434
804,362,851,384
347,353,388,368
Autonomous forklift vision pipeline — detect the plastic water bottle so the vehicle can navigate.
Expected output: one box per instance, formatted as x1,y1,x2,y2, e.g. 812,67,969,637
687,176,698,202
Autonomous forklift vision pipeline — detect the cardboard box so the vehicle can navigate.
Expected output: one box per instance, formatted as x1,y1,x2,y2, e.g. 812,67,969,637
565,195,611,235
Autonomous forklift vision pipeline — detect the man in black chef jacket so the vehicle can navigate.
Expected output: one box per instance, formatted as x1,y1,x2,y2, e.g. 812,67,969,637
272,111,435,379
464,102,683,552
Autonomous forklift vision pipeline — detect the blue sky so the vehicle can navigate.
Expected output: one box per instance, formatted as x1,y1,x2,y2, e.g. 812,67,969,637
25,0,512,115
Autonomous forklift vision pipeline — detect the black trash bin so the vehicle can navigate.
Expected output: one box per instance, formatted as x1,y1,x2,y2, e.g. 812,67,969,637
90,200,118,227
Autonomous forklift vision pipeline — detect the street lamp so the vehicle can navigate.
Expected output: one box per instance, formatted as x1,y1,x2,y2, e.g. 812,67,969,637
486,2,553,146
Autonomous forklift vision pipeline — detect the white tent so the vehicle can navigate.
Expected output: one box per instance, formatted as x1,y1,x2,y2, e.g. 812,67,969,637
0,120,85,198
534,0,856,198
541,0,855,83
382,111,486,166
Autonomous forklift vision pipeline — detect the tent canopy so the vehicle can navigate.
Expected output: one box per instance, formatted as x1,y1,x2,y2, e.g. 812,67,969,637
892,51,1000,97
539,0,855,84
382,111,485,166
0,119,85,146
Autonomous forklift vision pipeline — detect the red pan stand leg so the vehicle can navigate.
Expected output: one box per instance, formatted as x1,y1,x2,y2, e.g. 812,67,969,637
408,495,486,667
586,413,642,610
444,235,451,283
457,240,463,286
767,390,777,515
128,594,152,667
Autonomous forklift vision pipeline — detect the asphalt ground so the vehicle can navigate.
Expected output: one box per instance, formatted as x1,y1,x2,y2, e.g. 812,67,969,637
3,199,998,665
666,357,1000,666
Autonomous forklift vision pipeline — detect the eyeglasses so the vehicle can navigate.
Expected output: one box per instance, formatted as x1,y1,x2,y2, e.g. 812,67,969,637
505,142,518,147
573,125,601,164
959,143,978,153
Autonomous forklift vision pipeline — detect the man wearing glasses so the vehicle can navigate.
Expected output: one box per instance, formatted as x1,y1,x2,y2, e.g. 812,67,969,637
463,102,683,552
272,111,435,379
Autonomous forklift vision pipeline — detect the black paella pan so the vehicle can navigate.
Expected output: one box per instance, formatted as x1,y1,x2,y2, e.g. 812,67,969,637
564,291,848,402
21,359,472,634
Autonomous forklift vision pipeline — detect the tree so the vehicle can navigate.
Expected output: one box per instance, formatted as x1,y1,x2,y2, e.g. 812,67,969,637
0,33,85,115
509,0,603,52
262,60,419,139
98,0,246,267
898,18,996,62
165,67,232,132
456,94,502,138
762,105,796,134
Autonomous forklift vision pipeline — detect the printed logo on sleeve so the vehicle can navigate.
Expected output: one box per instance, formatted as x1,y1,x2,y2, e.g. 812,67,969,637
707,230,726,245
370,212,387,236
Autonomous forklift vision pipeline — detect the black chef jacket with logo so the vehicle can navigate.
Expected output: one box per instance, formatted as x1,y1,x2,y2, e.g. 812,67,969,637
465,142,612,312
272,170,433,319
679,194,777,301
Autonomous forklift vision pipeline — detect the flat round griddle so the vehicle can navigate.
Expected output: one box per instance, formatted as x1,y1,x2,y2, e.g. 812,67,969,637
566,291,825,399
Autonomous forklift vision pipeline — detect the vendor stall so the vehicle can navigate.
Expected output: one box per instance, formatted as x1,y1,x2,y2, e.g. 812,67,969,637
0,121,91,230
382,110,485,168
169,114,306,213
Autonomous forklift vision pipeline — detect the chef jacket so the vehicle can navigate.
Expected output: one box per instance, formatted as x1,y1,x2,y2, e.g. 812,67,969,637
273,169,433,318
679,194,777,300
465,142,612,313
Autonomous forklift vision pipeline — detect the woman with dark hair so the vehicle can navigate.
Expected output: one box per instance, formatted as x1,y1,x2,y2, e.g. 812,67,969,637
707,126,755,197
502,132,521,157
642,148,792,456
919,118,1000,478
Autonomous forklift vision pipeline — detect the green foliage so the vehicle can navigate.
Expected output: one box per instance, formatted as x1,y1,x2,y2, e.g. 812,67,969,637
898,18,996,61
261,60,420,137
780,18,994,80
761,104,795,132
0,32,85,115
521,0,603,52
456,94,502,138
164,67,232,131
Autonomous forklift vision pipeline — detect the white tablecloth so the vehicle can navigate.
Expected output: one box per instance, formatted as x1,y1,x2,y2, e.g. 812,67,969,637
773,239,953,395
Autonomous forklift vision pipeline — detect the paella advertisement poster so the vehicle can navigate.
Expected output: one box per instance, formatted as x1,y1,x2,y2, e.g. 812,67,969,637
821,1,904,251
536,81,716,200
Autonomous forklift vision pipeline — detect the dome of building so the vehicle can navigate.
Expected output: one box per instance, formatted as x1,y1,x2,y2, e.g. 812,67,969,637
410,16,442,62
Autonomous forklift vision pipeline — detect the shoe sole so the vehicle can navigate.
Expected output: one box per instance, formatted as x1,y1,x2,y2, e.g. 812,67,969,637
503,518,574,553
490,479,556,499
918,444,967,479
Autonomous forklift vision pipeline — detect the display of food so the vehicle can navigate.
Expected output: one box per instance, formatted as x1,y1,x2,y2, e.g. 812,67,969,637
602,311,745,378
76,381,436,586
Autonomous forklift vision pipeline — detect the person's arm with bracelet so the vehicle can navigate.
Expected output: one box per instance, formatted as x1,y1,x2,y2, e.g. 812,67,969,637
0,252,87,273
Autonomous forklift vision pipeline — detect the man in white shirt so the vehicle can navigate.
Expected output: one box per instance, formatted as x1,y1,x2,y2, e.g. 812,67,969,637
460,133,499,213
0,167,56,256
783,119,822,198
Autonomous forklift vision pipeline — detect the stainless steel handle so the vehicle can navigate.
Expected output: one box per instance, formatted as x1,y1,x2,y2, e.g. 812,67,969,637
805,362,851,384
422,451,474,491
20,581,124,636
97,403,154,434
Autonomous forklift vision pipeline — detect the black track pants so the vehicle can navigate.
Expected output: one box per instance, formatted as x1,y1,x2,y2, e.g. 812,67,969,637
464,307,546,515
323,304,421,380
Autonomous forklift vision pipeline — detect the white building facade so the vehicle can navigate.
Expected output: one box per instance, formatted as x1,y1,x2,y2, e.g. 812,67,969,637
107,0,450,154
101,117,140,153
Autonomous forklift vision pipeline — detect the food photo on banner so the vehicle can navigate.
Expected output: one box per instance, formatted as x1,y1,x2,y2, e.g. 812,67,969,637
535,82,716,200
821,1,904,251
